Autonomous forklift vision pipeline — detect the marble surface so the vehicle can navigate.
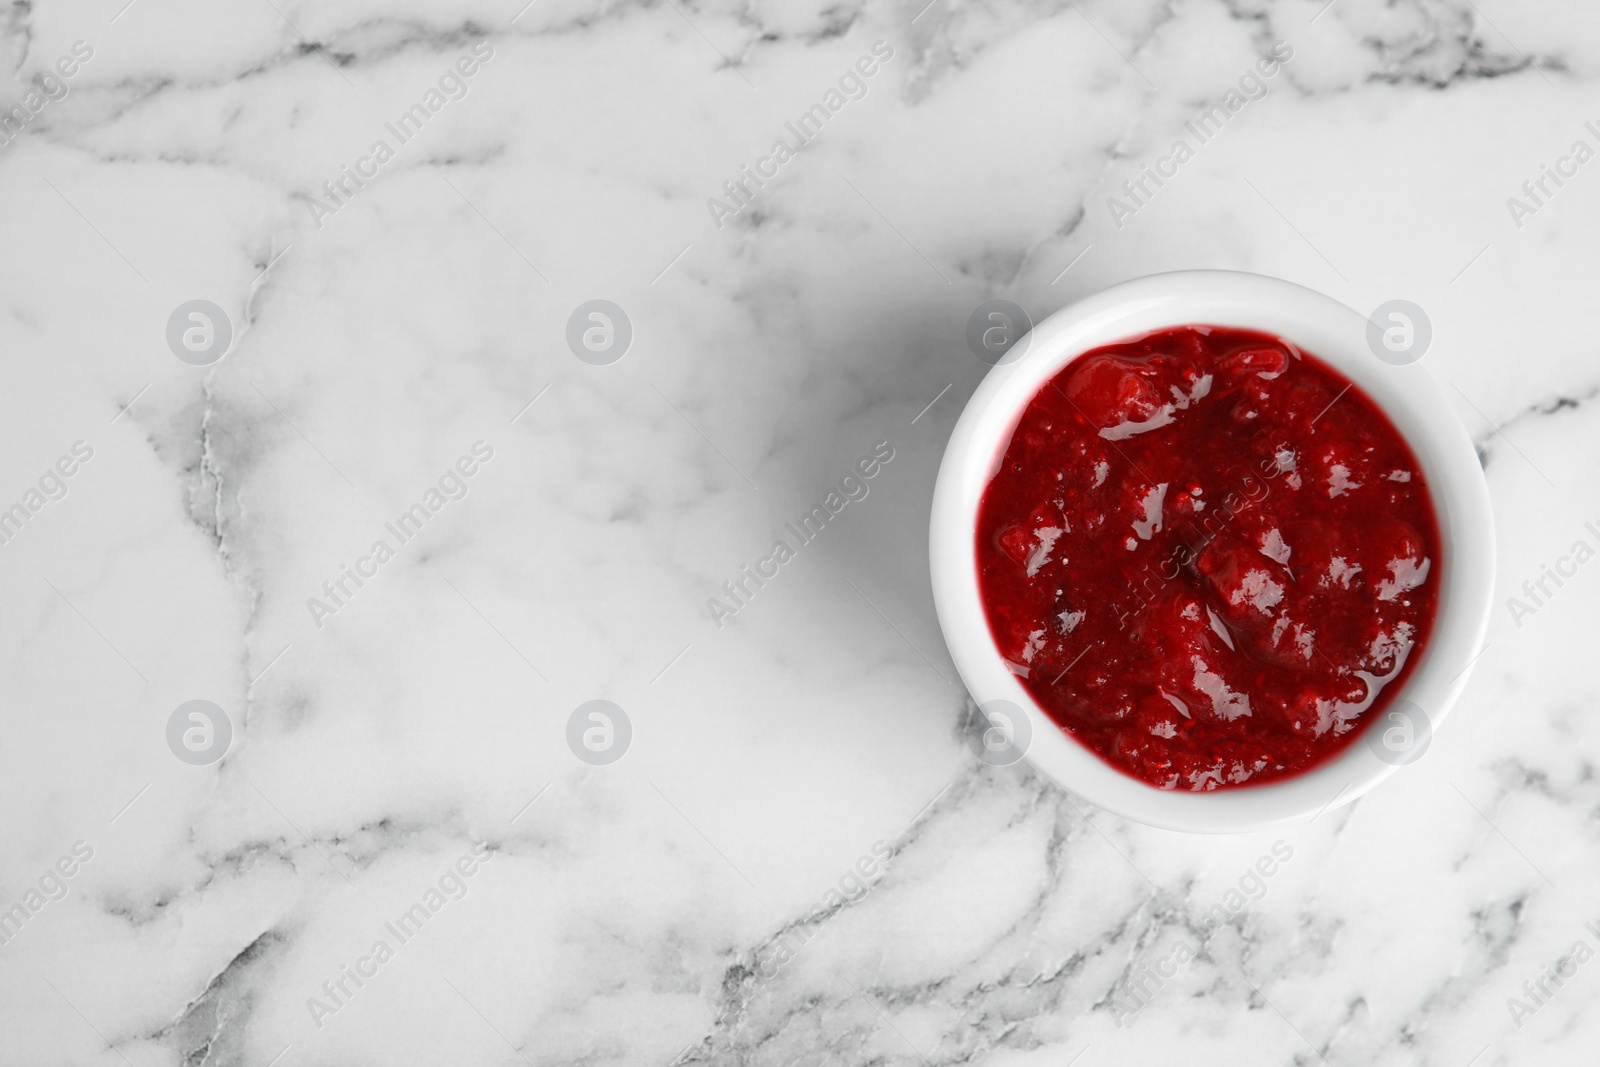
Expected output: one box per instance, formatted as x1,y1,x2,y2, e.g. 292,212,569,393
2,0,1598,1064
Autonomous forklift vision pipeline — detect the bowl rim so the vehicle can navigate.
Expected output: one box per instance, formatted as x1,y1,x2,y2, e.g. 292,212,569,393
929,269,1495,833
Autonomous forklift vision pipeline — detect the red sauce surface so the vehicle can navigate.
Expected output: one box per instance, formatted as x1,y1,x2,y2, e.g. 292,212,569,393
975,326,1440,790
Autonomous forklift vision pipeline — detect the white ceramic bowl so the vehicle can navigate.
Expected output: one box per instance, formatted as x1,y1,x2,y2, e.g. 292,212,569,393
930,270,1495,833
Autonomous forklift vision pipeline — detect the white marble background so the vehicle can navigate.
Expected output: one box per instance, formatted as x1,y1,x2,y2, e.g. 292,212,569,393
1,0,1598,1064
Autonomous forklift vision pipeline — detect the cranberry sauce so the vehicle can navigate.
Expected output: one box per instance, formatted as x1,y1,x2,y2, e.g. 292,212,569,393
974,326,1440,790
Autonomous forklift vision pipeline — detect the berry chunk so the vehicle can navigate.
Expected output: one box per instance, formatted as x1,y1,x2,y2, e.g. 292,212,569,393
1218,345,1289,381
1064,354,1164,430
